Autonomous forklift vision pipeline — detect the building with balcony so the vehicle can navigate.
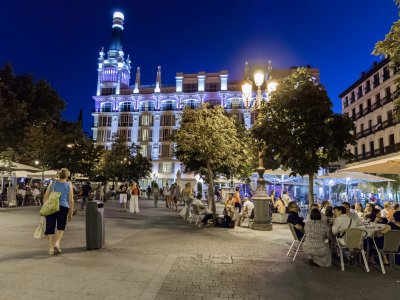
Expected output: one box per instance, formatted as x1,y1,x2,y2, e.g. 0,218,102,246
92,12,320,187
340,59,400,165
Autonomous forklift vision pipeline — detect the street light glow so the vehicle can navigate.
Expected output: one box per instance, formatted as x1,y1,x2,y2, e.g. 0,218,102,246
254,72,264,87
267,81,278,93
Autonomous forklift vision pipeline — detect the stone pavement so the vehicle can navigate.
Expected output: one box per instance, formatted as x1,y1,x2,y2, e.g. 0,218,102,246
0,199,399,300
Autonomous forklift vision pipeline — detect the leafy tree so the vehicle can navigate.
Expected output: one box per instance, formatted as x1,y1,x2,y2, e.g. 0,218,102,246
172,104,248,223
96,135,152,184
252,69,355,209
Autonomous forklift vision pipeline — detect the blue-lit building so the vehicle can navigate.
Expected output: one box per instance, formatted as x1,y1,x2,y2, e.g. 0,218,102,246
92,12,320,187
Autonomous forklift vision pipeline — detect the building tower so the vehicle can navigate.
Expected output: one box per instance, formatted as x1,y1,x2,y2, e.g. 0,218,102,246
96,12,131,98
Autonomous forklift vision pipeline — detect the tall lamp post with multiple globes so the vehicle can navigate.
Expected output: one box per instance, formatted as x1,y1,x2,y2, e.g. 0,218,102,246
242,71,276,231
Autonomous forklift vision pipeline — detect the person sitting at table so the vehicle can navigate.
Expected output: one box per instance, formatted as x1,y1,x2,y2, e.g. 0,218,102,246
370,208,388,224
238,197,254,226
364,202,375,216
342,201,362,225
381,202,392,220
288,201,305,239
324,205,334,225
332,206,355,245
306,203,327,222
303,209,332,267
367,211,400,265
387,203,400,222
355,203,364,218
274,196,287,214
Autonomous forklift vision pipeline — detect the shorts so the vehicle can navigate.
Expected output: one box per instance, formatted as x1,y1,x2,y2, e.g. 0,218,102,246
173,196,178,203
119,194,128,203
45,206,69,235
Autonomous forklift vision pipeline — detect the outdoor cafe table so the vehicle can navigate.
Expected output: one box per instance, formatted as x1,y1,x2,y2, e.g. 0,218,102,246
355,223,386,238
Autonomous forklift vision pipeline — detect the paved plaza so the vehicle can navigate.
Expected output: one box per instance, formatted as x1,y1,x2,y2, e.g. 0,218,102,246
0,199,399,300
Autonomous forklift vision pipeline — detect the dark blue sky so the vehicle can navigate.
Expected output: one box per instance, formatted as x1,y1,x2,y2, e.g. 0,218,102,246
1,0,398,133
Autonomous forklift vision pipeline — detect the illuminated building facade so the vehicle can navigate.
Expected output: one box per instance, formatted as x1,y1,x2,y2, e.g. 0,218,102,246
92,12,320,186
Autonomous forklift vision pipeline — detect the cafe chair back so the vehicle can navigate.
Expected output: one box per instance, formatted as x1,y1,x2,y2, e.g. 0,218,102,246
336,228,369,272
381,230,400,271
190,204,207,225
287,223,305,262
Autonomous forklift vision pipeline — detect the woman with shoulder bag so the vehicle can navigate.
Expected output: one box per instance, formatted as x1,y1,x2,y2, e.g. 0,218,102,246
43,168,74,255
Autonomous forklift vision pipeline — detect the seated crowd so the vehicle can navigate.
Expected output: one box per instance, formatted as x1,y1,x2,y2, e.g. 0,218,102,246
287,200,400,268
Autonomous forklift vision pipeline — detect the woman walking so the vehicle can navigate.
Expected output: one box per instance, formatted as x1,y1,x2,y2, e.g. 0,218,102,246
181,182,194,219
44,168,74,255
129,182,140,214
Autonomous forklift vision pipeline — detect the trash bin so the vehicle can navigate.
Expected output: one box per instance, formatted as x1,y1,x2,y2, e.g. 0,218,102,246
86,200,105,250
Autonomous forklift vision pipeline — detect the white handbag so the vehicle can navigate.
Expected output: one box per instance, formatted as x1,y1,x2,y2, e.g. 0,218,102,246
34,217,46,239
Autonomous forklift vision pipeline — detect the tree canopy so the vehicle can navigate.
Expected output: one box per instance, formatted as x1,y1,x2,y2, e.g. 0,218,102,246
252,68,355,207
172,104,249,222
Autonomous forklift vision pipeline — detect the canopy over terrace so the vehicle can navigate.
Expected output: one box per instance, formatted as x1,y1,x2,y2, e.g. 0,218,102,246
342,154,400,174
317,171,394,185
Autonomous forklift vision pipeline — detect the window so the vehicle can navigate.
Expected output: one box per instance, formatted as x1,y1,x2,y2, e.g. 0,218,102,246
159,144,172,157
100,67,118,83
161,100,176,111
117,129,132,142
368,120,372,129
205,83,219,92
373,73,380,87
97,130,111,142
387,110,393,122
160,128,174,141
204,99,222,107
375,93,381,103
118,114,133,127
367,98,371,108
232,112,244,124
360,123,364,133
350,91,355,103
357,86,363,99
389,134,395,145
365,80,371,93
379,138,384,154
158,162,174,174
160,115,176,126
183,83,198,93
352,108,356,118
377,115,382,124
359,104,363,116
354,146,358,157
99,116,112,127
140,115,154,126
139,101,155,111
383,67,390,81
139,144,152,158
370,141,375,155
139,128,152,142
362,144,366,159
101,88,116,96
120,102,134,112
182,99,199,109
101,102,113,112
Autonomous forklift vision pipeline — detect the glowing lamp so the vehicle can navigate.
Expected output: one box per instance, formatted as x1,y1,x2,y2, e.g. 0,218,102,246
241,81,252,95
254,72,264,87
113,12,124,20
267,81,278,93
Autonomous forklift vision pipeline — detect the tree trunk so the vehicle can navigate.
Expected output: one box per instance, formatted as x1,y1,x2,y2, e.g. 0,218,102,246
206,162,217,225
308,173,314,210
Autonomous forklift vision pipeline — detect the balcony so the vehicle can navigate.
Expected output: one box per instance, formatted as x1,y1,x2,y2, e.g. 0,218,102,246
120,107,135,112
350,96,356,104
371,101,381,111
362,106,372,115
382,119,394,129
382,94,393,106
365,85,371,93
357,91,363,99
138,137,153,142
139,107,155,112
349,142,400,163
373,80,380,88
92,108,119,113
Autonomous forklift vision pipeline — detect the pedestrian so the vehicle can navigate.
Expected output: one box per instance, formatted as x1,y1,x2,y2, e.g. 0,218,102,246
152,183,160,207
233,187,242,213
164,183,171,208
44,168,74,255
80,181,92,211
119,184,128,212
181,182,194,220
129,182,140,214
171,183,179,211
147,185,151,199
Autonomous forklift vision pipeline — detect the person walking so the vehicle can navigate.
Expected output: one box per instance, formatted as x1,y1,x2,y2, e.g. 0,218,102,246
80,181,92,211
44,168,74,255
119,184,128,212
129,182,140,214
164,183,171,208
152,183,160,207
182,182,194,220
233,187,242,213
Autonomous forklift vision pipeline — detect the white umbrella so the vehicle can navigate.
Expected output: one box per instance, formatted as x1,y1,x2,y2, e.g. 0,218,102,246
342,155,400,174
0,161,40,172
318,171,394,183
26,170,58,178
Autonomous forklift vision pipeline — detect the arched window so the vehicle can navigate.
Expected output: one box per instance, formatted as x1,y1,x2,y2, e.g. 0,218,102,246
161,100,176,111
100,67,118,83
121,70,130,87
182,99,199,109
101,102,113,112
227,98,244,109
120,102,134,112
139,101,155,111
204,99,221,107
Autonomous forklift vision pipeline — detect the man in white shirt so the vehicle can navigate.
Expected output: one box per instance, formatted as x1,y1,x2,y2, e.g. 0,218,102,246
238,197,254,226
332,206,355,245
282,190,291,207
342,202,362,225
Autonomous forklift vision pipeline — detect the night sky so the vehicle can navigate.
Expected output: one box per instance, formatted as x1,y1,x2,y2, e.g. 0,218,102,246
1,0,398,134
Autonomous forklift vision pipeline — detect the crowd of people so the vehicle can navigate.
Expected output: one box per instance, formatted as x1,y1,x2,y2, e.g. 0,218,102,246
287,199,400,267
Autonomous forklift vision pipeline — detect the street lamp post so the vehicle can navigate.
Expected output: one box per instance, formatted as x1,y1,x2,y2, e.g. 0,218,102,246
242,71,273,231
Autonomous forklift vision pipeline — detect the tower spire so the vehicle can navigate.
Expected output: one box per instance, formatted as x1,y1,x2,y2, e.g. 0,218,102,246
267,60,272,80
154,65,161,93
244,61,249,80
109,12,124,52
134,67,141,93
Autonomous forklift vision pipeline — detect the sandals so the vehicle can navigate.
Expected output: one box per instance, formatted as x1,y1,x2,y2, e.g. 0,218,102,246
54,246,62,254
48,249,55,255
